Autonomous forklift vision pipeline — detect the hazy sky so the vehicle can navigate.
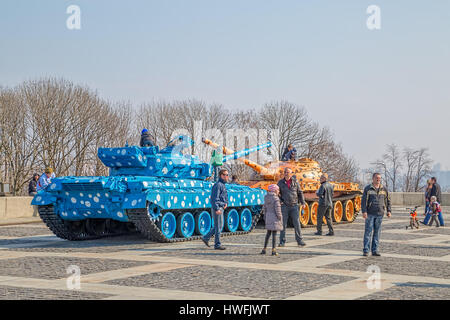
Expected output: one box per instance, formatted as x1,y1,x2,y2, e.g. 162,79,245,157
1,0,449,170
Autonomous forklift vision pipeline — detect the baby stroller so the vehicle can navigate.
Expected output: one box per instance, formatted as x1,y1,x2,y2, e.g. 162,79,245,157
406,206,420,230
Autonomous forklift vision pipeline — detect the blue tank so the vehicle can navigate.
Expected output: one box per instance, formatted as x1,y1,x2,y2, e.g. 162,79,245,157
31,136,268,242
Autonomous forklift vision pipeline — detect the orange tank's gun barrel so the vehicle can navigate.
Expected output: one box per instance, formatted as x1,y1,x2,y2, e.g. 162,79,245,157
201,138,275,178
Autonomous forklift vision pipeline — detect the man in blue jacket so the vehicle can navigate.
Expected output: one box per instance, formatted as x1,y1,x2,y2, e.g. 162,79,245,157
202,169,229,250
361,172,391,257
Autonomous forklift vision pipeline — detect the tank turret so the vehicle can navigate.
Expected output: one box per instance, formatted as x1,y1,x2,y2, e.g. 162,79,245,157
99,137,211,180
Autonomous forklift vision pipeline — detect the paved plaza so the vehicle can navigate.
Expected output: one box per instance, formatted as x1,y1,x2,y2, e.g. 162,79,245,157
0,206,448,300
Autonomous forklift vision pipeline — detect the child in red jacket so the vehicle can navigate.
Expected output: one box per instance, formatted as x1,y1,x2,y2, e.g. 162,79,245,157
428,196,441,227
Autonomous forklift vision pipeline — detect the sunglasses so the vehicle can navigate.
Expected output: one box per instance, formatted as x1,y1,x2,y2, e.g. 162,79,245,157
222,173,229,176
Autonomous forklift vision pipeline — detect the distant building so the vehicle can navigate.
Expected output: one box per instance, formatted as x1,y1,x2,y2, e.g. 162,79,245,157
432,163,450,192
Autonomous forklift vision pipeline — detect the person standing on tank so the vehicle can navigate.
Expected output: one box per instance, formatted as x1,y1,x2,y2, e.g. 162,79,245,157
202,169,229,250
140,128,155,147
37,167,56,192
361,172,391,257
277,167,306,247
315,173,334,236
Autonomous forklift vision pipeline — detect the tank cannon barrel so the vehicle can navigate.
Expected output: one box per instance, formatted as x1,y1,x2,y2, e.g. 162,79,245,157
202,138,275,177
223,141,272,162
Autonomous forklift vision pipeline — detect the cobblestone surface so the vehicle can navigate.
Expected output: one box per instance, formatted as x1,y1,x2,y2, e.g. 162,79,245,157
330,230,433,241
0,256,152,280
105,265,356,299
148,246,328,264
357,282,450,300
0,285,113,300
221,231,319,245
415,227,450,235
0,226,52,237
6,234,172,253
0,209,448,300
0,238,49,246
319,256,450,279
309,239,450,257
334,221,413,231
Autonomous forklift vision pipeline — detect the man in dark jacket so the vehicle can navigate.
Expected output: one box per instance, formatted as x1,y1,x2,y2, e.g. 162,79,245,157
29,173,40,217
430,177,442,204
202,169,229,250
315,173,334,236
140,128,155,147
361,173,391,257
277,167,306,247
28,174,39,196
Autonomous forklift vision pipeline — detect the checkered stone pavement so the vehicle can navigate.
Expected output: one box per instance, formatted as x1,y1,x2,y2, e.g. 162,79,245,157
0,206,448,300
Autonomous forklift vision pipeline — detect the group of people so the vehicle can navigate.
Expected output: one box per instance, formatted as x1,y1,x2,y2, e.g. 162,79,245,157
422,177,444,227
202,166,324,254
202,167,439,258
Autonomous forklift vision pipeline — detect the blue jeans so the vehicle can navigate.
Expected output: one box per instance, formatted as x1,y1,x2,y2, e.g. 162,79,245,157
202,208,224,248
363,215,383,253
424,212,445,226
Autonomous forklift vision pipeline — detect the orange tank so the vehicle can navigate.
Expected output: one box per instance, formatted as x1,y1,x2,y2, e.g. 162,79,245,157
202,138,362,227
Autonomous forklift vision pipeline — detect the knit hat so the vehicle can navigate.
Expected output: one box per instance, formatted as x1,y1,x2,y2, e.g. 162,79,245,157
268,184,279,193
45,167,53,174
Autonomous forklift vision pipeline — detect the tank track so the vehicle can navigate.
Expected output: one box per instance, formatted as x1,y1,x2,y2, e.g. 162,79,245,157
127,207,262,243
38,205,135,241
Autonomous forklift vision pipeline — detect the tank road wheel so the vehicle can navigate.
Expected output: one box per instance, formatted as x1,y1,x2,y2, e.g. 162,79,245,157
353,196,362,212
176,212,195,238
299,203,310,227
224,209,239,232
343,200,355,222
239,208,253,231
333,201,343,223
309,202,326,225
195,211,212,236
309,202,319,226
158,212,177,239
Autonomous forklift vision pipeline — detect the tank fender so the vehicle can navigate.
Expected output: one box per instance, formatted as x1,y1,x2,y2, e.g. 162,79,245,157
31,192,55,206
122,194,147,209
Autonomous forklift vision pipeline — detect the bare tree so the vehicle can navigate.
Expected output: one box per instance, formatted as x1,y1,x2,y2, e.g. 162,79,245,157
383,144,402,192
0,88,40,194
413,148,432,192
